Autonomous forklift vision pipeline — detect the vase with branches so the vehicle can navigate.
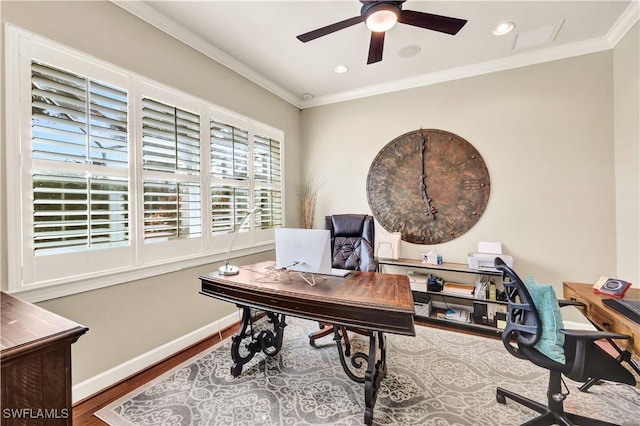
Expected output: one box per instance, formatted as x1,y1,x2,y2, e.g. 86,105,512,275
297,176,323,229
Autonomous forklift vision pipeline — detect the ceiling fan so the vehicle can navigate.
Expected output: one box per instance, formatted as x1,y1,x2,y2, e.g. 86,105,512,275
296,1,467,65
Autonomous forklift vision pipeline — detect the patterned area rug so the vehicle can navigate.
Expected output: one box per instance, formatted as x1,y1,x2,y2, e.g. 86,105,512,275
96,317,640,425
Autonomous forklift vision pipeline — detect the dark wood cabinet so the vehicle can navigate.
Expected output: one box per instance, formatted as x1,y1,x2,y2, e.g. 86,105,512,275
1,292,88,426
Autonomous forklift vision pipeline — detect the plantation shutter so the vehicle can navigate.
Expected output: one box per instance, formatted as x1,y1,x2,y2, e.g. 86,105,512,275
211,186,250,233
253,134,282,230
253,134,281,184
142,98,201,241
31,61,129,254
254,189,282,230
210,120,249,180
210,120,251,234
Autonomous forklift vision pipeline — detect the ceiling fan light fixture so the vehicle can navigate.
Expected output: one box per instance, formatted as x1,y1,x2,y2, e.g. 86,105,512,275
364,3,400,32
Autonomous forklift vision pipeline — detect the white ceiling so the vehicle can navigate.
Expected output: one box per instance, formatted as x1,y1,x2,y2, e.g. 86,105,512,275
114,1,638,108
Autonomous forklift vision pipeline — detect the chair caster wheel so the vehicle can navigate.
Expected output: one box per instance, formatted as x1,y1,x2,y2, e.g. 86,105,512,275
496,393,506,404
231,363,242,377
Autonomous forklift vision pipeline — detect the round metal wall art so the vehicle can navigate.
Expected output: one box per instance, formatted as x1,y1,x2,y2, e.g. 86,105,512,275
366,129,490,245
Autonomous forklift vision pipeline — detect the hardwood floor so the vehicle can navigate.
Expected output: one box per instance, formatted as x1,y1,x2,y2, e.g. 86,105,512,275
72,319,498,425
72,324,238,425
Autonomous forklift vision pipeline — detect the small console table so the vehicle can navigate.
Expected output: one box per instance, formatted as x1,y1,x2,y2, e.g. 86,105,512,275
1,292,88,426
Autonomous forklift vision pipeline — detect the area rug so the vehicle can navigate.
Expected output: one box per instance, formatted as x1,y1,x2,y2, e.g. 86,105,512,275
96,317,640,425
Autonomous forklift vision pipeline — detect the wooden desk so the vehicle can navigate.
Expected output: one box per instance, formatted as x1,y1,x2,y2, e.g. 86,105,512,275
200,261,415,425
1,292,88,426
563,282,639,359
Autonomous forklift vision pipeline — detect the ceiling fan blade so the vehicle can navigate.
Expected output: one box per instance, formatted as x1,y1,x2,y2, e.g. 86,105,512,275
367,31,385,64
297,16,364,42
398,10,467,35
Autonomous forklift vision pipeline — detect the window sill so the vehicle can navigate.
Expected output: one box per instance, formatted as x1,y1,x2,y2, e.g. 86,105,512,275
9,243,275,303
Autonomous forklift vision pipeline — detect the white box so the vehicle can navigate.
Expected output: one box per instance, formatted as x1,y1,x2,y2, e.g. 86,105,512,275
413,293,432,318
414,301,432,318
375,232,401,259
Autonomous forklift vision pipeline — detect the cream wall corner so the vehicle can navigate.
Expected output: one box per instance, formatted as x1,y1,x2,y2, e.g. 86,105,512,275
614,22,640,287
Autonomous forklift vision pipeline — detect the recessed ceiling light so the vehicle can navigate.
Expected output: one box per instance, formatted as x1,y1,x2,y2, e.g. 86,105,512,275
334,65,349,73
493,21,515,36
302,93,314,100
398,45,421,58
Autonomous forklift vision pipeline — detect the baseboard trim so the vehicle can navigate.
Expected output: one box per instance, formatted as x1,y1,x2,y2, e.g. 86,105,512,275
72,310,240,403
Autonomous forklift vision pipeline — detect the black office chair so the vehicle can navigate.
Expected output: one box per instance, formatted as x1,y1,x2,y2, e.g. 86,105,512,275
325,214,378,273
494,257,636,426
309,214,378,348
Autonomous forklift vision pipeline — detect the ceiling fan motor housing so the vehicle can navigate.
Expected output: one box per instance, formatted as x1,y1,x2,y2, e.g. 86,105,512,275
362,1,403,28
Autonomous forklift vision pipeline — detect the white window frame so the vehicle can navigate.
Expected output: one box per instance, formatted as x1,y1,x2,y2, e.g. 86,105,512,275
4,25,284,302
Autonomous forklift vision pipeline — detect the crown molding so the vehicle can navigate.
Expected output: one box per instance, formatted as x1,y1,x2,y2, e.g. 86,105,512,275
302,36,613,108
606,0,640,46
113,1,638,110
111,1,303,108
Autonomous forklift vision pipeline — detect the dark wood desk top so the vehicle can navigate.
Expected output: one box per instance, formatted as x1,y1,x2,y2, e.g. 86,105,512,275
201,261,416,336
563,282,639,359
1,292,88,361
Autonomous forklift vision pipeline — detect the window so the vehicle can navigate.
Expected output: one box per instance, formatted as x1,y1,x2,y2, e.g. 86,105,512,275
142,98,201,242
5,26,284,300
210,120,250,234
208,114,283,249
31,61,129,255
253,134,283,231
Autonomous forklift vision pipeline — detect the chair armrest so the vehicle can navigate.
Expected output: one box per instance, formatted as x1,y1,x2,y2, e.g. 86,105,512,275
561,329,630,341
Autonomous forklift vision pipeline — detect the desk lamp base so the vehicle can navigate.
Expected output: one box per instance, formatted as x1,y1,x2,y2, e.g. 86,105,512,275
218,265,240,276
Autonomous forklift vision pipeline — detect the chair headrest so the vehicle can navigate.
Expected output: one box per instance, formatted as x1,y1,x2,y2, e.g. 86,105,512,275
329,214,368,237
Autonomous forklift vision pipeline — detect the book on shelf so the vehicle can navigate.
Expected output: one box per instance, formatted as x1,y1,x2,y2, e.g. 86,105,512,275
442,282,474,296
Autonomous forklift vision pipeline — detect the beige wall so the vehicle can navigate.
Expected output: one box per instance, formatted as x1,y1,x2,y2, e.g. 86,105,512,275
301,50,624,306
1,0,302,385
614,23,640,286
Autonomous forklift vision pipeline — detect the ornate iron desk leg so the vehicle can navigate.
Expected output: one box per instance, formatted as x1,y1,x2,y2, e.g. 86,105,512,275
333,326,387,425
230,306,287,377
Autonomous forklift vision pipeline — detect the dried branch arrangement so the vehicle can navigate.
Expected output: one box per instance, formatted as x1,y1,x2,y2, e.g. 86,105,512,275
297,176,323,229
